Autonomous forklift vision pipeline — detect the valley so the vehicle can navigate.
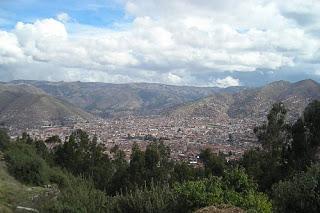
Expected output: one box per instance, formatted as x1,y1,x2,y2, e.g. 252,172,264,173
2,79,320,164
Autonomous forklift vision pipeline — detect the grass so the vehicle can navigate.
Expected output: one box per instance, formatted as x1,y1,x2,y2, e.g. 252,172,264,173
0,152,58,212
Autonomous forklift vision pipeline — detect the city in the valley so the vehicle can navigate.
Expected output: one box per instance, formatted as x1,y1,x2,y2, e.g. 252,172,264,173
7,115,260,164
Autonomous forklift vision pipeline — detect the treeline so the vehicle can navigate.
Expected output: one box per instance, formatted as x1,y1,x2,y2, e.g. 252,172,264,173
0,130,270,212
240,101,320,212
0,101,320,212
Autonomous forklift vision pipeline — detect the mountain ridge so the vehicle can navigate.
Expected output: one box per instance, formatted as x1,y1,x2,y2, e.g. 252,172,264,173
10,80,235,118
0,83,94,128
170,79,320,121
4,79,320,125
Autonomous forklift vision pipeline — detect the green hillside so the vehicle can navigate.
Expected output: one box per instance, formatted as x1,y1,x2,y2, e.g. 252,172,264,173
0,152,57,212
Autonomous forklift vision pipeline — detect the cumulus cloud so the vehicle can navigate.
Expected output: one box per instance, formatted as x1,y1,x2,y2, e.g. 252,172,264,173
0,31,24,64
0,0,320,86
212,76,240,88
56,13,71,23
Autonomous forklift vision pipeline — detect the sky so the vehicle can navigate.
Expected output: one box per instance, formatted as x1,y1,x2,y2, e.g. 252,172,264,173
0,0,320,87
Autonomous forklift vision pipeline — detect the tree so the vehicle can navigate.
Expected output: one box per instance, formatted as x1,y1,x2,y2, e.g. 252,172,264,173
254,102,290,152
241,148,286,192
109,147,129,194
4,142,50,185
272,164,320,213
0,128,10,150
288,100,320,171
289,118,310,170
144,142,173,184
303,100,320,148
54,129,113,192
172,162,197,183
199,148,226,177
128,143,146,187
45,135,61,144
242,103,291,192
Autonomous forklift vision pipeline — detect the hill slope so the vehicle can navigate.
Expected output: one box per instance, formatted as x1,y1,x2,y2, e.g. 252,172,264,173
0,153,56,212
0,83,93,128
171,79,320,121
11,81,236,118
9,79,320,122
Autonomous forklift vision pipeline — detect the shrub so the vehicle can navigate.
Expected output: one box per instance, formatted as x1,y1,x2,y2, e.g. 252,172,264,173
272,164,320,213
4,142,50,185
110,183,177,213
173,169,272,213
174,177,224,212
0,129,10,150
42,175,110,213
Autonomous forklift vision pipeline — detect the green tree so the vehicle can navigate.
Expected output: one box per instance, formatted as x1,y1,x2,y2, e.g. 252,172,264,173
272,164,320,213
172,162,197,183
4,142,50,185
54,129,113,192
290,101,320,171
109,147,129,194
128,143,146,187
0,128,10,150
254,102,290,152
241,148,286,192
242,103,291,192
45,135,61,144
199,148,226,177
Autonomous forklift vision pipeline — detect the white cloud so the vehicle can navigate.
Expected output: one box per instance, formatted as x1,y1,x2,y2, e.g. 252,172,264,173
167,73,183,84
0,31,24,64
212,76,240,88
0,0,319,85
56,13,70,23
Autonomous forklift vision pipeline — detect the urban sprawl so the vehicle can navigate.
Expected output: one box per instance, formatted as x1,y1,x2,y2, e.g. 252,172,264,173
7,116,261,164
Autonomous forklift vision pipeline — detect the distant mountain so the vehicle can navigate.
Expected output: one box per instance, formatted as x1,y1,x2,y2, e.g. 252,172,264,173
11,81,243,118
170,79,320,121
8,79,320,123
0,83,93,128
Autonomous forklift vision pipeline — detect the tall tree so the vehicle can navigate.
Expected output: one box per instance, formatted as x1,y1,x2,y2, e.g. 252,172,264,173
254,102,290,152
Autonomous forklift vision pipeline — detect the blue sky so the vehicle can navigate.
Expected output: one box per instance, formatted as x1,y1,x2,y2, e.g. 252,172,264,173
0,0,320,87
0,0,126,29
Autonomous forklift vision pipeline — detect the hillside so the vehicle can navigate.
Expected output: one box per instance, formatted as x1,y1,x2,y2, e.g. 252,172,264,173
11,81,234,118
0,83,93,128
170,79,320,121
0,153,57,212
8,79,320,122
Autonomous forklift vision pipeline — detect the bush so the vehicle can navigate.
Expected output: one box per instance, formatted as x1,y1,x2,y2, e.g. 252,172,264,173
272,164,320,213
174,168,272,213
4,142,50,185
110,183,177,213
174,177,224,212
42,175,110,213
0,129,10,150
48,167,69,188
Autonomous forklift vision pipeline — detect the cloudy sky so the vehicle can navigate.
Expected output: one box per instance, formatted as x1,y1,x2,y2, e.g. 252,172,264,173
0,0,320,87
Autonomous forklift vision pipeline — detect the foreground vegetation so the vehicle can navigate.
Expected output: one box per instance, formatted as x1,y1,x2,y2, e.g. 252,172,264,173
1,100,320,212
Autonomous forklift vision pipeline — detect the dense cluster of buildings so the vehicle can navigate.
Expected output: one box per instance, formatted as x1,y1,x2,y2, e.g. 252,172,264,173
9,115,261,164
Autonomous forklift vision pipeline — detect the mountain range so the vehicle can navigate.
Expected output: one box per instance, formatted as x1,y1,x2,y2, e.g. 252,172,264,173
170,79,320,122
1,79,320,128
11,80,229,118
0,83,93,128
